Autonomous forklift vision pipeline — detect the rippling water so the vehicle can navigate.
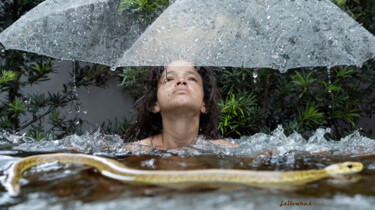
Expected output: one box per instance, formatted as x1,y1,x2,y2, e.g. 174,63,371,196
1,126,375,209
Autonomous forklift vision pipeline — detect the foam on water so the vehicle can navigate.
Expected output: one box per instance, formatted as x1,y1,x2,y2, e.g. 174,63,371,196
229,125,375,157
1,126,374,158
0,129,130,157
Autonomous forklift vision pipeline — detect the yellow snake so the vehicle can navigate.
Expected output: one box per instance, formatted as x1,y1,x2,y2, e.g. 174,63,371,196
4,153,363,196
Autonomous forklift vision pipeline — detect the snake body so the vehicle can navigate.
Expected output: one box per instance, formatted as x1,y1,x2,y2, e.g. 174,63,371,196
4,153,363,196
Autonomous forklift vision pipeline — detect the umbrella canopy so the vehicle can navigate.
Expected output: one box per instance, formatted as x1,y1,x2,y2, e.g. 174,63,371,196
116,0,375,72
0,0,148,67
1,0,375,71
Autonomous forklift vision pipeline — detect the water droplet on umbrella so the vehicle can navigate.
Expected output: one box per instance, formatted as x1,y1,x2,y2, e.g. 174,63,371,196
279,69,288,73
110,67,116,71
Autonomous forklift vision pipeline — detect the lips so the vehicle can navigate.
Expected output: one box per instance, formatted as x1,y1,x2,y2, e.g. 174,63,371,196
173,88,190,94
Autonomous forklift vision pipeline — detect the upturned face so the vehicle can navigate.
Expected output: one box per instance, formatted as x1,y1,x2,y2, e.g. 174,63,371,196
152,60,207,114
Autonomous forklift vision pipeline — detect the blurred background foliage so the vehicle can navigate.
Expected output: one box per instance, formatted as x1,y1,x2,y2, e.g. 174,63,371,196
1,0,374,141
0,0,113,140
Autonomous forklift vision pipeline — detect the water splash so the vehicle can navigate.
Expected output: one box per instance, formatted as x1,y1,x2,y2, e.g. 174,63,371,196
1,130,130,158
1,126,374,159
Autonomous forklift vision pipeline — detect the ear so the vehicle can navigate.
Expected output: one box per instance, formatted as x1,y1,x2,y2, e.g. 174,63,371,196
152,102,160,113
201,102,208,114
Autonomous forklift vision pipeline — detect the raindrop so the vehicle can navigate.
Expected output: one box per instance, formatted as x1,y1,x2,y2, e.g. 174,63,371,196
86,87,90,94
327,67,333,109
253,70,258,83
75,104,81,113
327,66,332,87
83,109,88,115
110,67,116,71
23,97,31,105
68,109,73,114
1,49,4,53
267,15,271,20
75,120,80,125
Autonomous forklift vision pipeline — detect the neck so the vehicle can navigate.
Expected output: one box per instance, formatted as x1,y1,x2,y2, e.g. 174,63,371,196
156,110,200,149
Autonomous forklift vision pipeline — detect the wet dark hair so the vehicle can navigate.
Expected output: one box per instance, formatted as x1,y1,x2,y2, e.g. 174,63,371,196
124,65,220,142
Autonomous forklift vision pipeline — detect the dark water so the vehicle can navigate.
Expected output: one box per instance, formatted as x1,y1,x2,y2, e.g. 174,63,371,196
1,127,375,210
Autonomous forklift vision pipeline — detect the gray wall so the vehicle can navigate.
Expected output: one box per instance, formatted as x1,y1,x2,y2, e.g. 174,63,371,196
21,60,134,132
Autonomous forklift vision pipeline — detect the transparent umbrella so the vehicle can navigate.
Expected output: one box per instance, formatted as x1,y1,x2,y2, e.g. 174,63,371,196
115,0,375,72
0,0,375,72
0,0,149,67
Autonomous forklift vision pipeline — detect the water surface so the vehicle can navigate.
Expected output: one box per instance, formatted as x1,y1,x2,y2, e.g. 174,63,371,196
1,126,374,210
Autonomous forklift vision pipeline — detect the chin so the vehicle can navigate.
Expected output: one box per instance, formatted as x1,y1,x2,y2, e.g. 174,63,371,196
169,101,200,110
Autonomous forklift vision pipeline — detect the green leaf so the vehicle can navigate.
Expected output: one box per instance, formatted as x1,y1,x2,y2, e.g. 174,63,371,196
298,102,326,127
0,70,16,84
8,97,25,117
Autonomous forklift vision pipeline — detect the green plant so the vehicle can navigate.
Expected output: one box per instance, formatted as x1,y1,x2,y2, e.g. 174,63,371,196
0,51,112,139
118,67,148,101
118,0,169,22
100,117,130,137
298,102,326,127
218,92,257,138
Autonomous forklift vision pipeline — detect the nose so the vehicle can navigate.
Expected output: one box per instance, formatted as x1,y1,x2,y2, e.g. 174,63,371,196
176,78,187,86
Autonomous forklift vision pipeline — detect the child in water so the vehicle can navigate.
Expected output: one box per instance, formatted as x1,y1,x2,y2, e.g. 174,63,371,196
124,60,237,151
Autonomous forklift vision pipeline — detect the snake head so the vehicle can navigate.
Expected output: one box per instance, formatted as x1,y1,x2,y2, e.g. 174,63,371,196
324,162,363,177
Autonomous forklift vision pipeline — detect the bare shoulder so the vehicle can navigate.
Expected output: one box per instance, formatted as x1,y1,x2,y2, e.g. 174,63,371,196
208,139,239,148
124,137,153,151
